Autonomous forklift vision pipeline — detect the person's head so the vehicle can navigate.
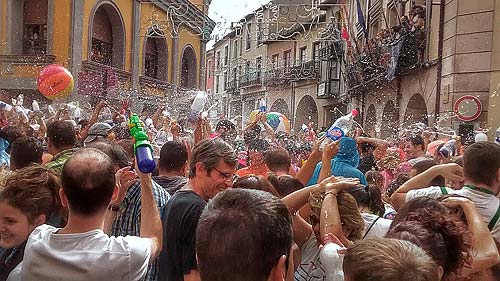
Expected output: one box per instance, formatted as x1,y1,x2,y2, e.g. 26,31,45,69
365,170,384,188
47,120,77,154
264,149,291,175
343,237,440,281
350,184,385,217
60,148,117,216
404,135,425,159
189,139,237,200
85,142,130,171
159,141,188,174
83,122,113,145
233,175,280,197
387,203,472,279
0,125,24,153
247,138,269,166
410,159,445,186
309,191,364,243
267,174,304,198
385,172,410,198
463,142,500,190
216,120,237,143
0,165,62,249
196,188,293,281
9,136,43,170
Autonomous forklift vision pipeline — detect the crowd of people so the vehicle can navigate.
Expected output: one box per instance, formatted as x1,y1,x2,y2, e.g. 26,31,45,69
1,96,500,281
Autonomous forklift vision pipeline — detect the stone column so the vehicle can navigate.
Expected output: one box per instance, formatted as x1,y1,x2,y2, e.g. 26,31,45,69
46,0,54,54
171,33,180,87
131,0,141,90
69,0,84,101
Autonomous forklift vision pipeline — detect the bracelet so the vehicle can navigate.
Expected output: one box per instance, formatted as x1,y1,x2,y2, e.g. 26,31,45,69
108,204,120,212
325,192,337,197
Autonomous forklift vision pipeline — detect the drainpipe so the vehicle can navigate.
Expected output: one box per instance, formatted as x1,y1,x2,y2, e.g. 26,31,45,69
434,0,445,127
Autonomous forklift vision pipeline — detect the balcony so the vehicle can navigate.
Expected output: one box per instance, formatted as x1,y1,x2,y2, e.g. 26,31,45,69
319,42,344,61
225,79,240,94
346,29,426,93
264,67,291,87
78,60,132,98
139,76,174,97
289,60,320,81
239,72,262,88
0,54,56,65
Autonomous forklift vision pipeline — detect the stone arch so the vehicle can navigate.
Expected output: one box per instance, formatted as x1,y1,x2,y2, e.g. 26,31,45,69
270,98,290,117
143,27,168,81
381,100,399,139
88,0,126,69
403,93,428,127
365,104,377,137
295,95,318,132
180,44,197,89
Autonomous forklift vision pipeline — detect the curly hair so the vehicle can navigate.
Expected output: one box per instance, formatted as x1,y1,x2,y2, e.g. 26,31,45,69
309,190,365,241
0,165,63,224
387,205,472,278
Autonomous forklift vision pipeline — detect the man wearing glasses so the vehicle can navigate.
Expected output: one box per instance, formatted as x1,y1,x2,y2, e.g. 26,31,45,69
159,139,237,281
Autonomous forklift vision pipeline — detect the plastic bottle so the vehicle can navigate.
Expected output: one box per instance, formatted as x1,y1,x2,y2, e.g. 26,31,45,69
259,97,267,112
32,100,40,112
15,106,29,123
321,109,359,149
0,101,13,111
319,235,344,280
129,114,156,173
188,91,208,123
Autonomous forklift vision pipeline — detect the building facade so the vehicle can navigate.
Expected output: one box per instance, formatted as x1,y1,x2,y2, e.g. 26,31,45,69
0,0,214,115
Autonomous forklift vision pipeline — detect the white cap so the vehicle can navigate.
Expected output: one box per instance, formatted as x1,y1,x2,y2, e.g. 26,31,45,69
475,132,488,142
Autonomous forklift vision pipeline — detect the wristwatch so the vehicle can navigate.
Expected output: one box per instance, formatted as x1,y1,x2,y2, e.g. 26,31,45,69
108,204,120,212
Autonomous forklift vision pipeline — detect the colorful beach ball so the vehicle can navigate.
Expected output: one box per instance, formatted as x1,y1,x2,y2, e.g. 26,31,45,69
249,110,291,134
37,64,74,100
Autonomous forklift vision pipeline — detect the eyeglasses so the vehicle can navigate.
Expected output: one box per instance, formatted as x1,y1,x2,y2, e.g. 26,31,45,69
212,167,236,182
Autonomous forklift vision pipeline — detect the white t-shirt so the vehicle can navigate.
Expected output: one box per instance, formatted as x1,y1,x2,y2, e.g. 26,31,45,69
7,224,153,281
361,212,392,239
294,233,324,281
406,186,500,239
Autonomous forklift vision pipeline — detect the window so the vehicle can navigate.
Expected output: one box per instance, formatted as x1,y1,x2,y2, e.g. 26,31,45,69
283,50,292,71
245,61,250,76
257,22,263,45
224,45,229,66
216,51,221,69
246,23,252,50
207,60,212,78
223,71,228,91
313,42,320,61
144,38,159,79
299,47,307,64
216,75,220,93
23,0,48,54
256,57,262,80
233,40,238,58
271,54,279,69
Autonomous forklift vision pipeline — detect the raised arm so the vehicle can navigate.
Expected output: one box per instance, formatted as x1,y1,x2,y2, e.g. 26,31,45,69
444,197,500,276
318,139,340,183
137,161,163,261
296,136,324,185
391,163,464,210
321,178,360,247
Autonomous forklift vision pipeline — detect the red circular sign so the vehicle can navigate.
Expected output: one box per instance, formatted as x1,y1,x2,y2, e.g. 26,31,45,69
454,95,482,122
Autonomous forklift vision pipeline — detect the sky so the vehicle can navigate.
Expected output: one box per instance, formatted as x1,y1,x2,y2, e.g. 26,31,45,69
207,0,269,49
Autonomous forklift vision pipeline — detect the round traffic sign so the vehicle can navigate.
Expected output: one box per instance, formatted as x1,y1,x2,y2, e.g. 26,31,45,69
454,95,482,122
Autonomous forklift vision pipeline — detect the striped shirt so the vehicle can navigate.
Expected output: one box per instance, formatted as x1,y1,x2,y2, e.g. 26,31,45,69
110,180,170,281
